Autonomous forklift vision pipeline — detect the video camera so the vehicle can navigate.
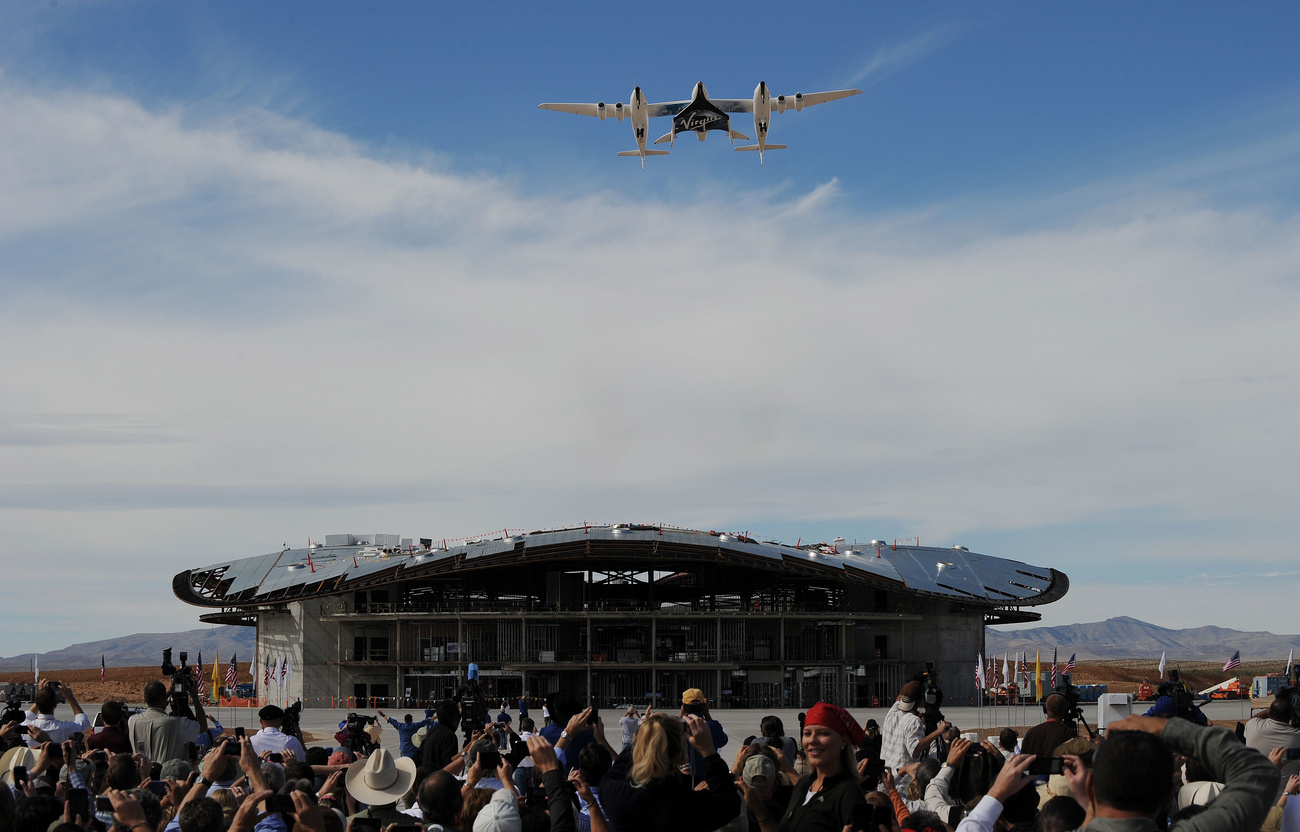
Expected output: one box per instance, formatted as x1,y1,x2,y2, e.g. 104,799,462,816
1,691,24,726
918,661,945,737
1276,666,1300,729
160,648,197,718
281,700,304,743
1155,669,1200,722
1054,673,1096,739
341,712,377,752
457,681,488,740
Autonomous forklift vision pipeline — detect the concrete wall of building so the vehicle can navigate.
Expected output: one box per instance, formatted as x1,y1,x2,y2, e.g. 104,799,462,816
257,607,302,702
900,603,983,702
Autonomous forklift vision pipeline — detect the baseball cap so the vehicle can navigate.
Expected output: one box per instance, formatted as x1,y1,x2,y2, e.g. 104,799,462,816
742,754,777,789
682,688,706,704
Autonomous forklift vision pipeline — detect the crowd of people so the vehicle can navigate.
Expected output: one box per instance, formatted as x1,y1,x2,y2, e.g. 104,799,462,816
3,677,1299,832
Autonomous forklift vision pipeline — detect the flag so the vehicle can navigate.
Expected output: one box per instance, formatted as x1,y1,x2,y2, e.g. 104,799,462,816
279,656,287,687
1050,648,1058,688
33,655,38,686
1065,653,1076,675
1286,648,1294,675
1002,653,1010,688
1224,650,1241,672
1035,650,1042,701
210,651,221,702
263,654,272,689
194,652,206,698
1158,650,1167,679
100,654,106,683
225,654,238,690
976,652,986,689
285,658,293,695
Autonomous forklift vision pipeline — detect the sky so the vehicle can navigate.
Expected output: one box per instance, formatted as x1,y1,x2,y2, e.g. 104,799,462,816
2,1,1299,657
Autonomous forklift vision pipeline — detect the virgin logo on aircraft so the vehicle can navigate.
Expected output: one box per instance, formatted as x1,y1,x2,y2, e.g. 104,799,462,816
681,111,722,129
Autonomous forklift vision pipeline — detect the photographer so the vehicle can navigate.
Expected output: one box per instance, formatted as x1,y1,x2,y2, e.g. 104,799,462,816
680,689,727,779
250,705,306,760
421,699,462,770
1022,695,1074,759
21,679,89,747
128,679,209,763
883,681,949,780
1243,694,1300,793
87,699,132,754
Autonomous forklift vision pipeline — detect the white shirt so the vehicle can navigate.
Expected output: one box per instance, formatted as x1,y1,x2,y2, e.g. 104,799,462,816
249,725,307,759
517,731,535,767
23,709,90,747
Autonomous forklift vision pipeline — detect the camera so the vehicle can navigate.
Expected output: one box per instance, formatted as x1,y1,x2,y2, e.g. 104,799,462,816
1053,674,1097,739
160,648,196,717
457,681,488,740
1275,666,1300,729
341,712,377,753
918,661,945,737
1155,670,1205,725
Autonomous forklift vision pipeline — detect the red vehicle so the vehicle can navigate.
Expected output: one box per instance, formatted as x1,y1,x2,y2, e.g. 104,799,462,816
1210,678,1251,700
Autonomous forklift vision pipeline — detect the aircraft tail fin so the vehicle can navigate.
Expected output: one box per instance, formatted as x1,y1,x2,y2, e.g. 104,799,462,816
616,150,669,157
735,144,787,152
653,131,674,145
729,130,751,141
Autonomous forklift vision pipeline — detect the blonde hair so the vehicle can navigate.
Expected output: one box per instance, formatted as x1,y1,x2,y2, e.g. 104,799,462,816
630,713,687,787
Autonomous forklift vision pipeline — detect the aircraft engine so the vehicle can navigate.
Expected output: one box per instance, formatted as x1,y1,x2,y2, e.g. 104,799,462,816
596,101,607,121
613,102,625,121
776,94,788,114
794,92,804,112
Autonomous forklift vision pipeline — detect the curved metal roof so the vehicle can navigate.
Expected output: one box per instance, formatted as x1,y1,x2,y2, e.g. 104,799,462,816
174,524,1068,611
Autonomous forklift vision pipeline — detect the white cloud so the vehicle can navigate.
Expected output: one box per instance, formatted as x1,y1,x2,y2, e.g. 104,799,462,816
1,79,1299,654
846,25,963,87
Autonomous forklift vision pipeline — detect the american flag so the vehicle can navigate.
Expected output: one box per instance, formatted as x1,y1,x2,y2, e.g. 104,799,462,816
225,654,238,689
279,657,288,686
263,654,271,688
1050,647,1058,688
1224,650,1241,672
1064,653,1076,675
195,652,206,697
100,654,105,683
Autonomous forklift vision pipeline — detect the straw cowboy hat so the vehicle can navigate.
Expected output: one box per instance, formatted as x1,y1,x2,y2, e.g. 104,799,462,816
1,745,37,786
344,749,416,805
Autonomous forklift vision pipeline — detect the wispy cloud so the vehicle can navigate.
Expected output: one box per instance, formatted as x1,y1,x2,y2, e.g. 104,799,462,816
847,25,963,87
1,76,1300,652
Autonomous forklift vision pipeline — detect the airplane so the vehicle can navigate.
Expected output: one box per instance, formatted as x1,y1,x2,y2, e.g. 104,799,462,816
539,81,862,168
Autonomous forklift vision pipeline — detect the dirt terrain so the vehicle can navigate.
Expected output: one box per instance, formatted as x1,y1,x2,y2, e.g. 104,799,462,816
1,663,252,704
2,659,1277,704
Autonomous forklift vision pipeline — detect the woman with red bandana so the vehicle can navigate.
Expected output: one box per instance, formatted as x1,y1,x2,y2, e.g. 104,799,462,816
765,703,868,832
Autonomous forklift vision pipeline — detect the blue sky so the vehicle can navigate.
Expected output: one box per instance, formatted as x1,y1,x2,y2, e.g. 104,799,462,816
2,2,1299,656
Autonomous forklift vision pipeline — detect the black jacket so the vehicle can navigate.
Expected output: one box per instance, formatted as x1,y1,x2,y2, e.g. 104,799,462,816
778,768,866,832
598,748,741,832
420,722,460,770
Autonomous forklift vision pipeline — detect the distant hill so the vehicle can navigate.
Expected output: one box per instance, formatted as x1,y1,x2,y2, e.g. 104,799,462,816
987,616,1300,662
0,627,255,671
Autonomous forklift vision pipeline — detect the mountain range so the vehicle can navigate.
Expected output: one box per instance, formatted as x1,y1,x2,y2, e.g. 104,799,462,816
987,616,1300,661
0,627,256,671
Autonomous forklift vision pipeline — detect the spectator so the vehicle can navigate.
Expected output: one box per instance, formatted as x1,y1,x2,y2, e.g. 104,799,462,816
859,719,883,764
1034,796,1085,832
999,729,1019,759
421,700,462,770
86,700,132,754
770,702,867,832
620,707,641,751
248,704,307,760
752,716,798,768
1020,695,1074,759
128,680,208,763
734,745,791,830
473,787,522,832
378,708,432,759
574,742,612,832
345,748,419,828
680,689,728,779
419,769,465,832
598,712,739,832
540,691,595,775
1244,695,1300,792
514,717,537,794
21,681,88,747
883,681,948,781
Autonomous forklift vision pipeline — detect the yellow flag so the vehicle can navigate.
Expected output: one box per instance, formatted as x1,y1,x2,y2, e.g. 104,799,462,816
1036,649,1042,701
211,652,221,703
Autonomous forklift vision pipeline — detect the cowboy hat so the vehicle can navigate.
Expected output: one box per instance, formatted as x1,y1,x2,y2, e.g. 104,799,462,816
344,749,416,805
1,745,37,786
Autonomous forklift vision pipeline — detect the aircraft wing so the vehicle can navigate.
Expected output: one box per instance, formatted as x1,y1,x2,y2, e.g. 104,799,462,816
709,100,756,114
538,103,611,117
771,88,862,112
645,101,689,118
